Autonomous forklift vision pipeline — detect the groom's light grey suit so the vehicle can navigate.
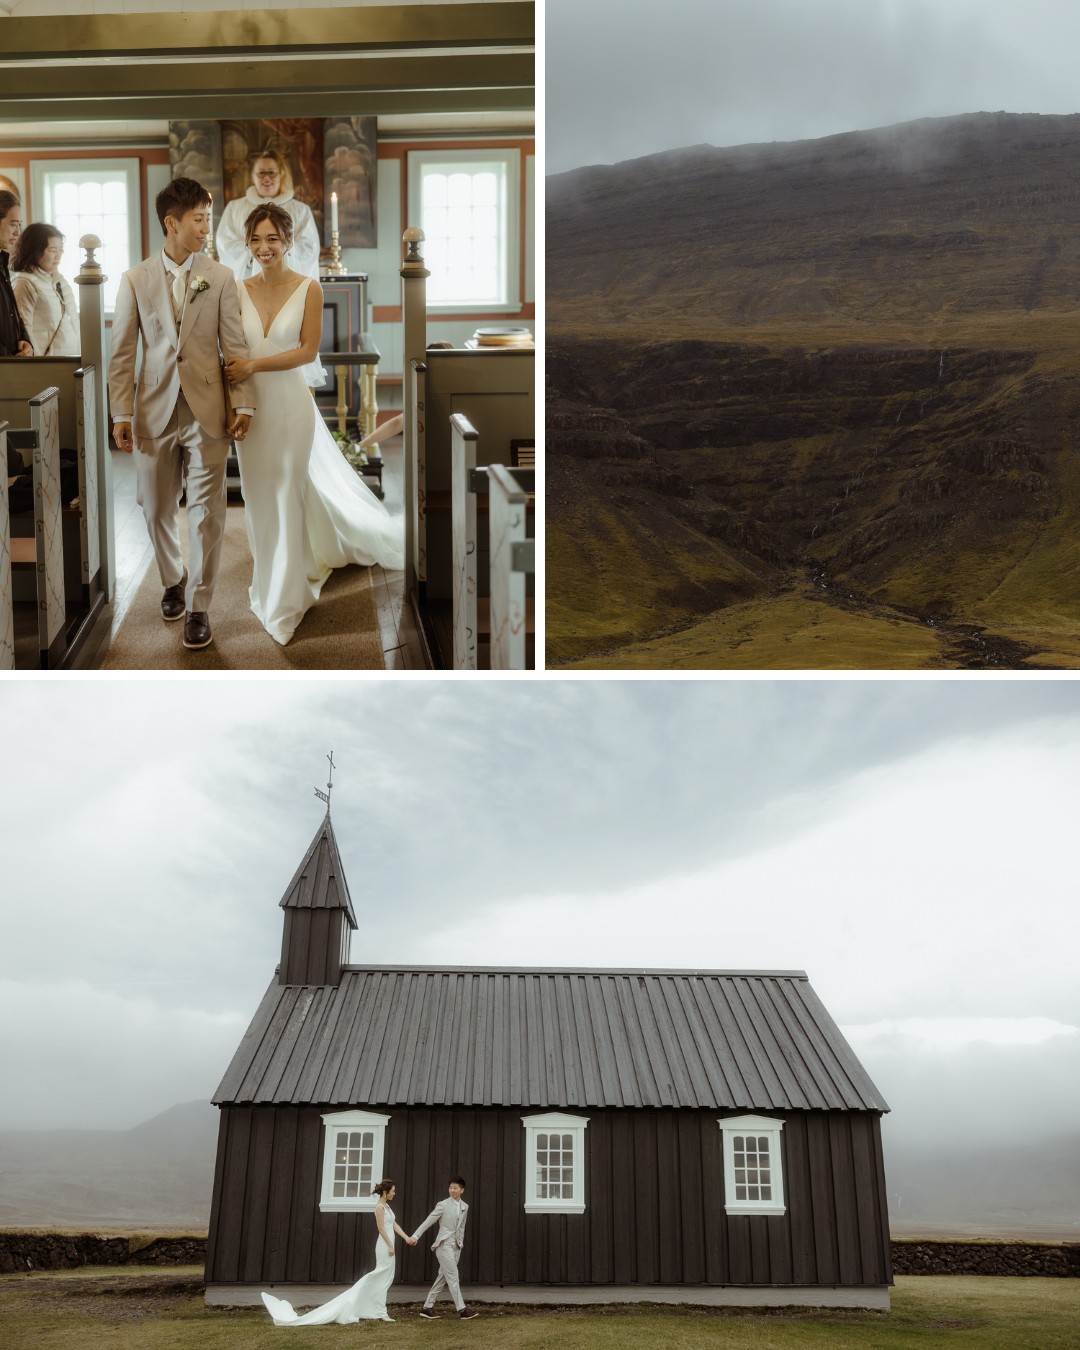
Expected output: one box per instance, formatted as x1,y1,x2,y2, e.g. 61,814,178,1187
108,251,255,611
411,1196,469,1312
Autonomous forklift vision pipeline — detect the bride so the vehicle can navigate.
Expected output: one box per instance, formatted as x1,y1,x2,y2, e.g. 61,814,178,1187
261,1179,413,1325
224,202,403,646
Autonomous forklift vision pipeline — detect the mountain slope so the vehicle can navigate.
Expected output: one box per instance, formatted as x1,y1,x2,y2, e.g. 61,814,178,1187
0,1102,218,1229
547,115,1080,668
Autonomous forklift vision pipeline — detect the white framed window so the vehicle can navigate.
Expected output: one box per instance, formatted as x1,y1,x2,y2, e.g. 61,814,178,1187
408,148,520,312
30,159,141,313
319,1109,389,1212
719,1114,786,1217
521,1111,588,1214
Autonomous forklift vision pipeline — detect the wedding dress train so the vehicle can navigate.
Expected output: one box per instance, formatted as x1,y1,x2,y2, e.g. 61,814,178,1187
260,1204,397,1325
236,277,404,645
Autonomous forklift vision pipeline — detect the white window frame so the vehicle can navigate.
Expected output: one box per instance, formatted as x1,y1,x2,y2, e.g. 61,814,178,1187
719,1114,786,1217
30,158,141,316
319,1109,389,1213
521,1111,588,1215
407,148,520,314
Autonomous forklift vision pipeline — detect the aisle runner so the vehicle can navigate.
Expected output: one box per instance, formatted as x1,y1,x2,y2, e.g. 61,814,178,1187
102,506,384,670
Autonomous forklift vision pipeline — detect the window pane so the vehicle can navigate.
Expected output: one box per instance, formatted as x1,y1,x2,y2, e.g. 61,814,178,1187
447,172,472,207
417,156,511,307
54,182,79,215
78,181,103,215
103,179,127,214
473,172,497,206
425,173,448,207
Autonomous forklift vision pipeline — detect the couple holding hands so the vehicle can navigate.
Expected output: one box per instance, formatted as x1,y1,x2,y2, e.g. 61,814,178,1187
261,1176,480,1325
109,176,401,653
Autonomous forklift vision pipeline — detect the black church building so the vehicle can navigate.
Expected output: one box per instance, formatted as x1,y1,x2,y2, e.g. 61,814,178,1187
205,813,892,1309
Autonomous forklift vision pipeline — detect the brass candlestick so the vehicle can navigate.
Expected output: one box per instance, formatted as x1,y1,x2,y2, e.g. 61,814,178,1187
323,229,346,276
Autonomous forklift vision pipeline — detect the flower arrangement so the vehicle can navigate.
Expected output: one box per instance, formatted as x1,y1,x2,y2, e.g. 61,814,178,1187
331,427,368,472
189,275,211,297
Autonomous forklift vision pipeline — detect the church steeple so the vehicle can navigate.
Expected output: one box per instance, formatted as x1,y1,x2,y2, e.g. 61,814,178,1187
277,808,357,986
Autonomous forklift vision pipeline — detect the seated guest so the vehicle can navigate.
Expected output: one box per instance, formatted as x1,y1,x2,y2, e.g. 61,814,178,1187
12,223,80,357
215,149,322,280
0,189,32,357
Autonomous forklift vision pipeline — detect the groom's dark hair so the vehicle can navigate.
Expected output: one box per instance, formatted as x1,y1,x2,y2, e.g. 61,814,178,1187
450,1176,466,1189
156,177,212,235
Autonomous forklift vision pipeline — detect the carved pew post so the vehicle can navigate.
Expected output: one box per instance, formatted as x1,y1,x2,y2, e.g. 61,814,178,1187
400,226,429,602
75,234,114,600
0,421,12,670
488,464,534,670
450,413,480,670
74,366,101,605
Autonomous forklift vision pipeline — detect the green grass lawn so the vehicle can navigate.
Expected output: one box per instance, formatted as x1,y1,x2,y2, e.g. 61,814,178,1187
1,1269,1078,1350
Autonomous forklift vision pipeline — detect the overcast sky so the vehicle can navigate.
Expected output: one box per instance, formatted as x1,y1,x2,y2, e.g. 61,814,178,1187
547,0,1080,173
2,680,1077,1174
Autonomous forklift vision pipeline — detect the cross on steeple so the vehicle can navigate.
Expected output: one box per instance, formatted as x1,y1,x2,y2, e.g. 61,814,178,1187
314,751,335,812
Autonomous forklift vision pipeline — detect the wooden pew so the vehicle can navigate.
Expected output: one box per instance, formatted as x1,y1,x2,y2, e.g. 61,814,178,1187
0,420,12,670
0,358,104,664
5,387,67,667
488,462,535,670
411,347,534,666
451,413,480,669
450,413,535,669
0,357,103,605
399,226,536,668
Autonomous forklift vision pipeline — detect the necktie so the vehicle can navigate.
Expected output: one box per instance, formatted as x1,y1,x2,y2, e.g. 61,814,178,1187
171,266,186,325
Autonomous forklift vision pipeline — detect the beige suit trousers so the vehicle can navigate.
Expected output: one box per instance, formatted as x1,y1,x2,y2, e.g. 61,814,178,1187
424,1243,465,1312
133,390,231,611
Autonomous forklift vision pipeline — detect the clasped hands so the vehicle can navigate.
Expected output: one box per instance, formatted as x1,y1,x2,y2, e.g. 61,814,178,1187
224,357,255,384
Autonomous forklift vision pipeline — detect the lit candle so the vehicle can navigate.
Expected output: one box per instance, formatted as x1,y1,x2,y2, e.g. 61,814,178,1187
330,191,339,234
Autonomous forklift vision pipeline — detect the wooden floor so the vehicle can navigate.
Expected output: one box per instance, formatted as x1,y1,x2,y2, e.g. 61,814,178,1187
73,430,427,671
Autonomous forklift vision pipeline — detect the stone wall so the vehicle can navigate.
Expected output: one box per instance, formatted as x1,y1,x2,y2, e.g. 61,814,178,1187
0,1231,207,1274
1,1231,1077,1279
891,1240,1080,1278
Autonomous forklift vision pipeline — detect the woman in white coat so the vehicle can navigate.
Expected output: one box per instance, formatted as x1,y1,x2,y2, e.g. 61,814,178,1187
215,149,322,281
12,223,80,357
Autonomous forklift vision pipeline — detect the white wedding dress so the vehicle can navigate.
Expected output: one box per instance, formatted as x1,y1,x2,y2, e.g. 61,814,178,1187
236,276,404,645
260,1203,397,1325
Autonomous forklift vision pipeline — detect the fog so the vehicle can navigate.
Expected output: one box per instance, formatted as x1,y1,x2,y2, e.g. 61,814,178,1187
547,0,1080,173
1,680,1076,1199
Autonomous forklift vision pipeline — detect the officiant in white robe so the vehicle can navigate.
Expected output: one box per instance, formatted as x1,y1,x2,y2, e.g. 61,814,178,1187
215,149,322,281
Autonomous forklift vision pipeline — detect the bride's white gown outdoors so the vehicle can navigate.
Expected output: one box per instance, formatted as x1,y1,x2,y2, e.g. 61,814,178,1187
236,276,404,645
260,1203,398,1325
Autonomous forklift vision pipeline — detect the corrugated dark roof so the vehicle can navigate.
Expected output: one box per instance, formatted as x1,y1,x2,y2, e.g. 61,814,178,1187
278,814,356,927
213,966,888,1113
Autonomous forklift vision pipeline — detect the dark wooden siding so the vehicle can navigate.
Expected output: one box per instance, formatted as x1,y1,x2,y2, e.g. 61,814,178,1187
279,908,347,986
206,1105,891,1288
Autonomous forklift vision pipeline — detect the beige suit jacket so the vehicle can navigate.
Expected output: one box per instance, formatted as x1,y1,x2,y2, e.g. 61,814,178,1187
108,252,254,441
412,1197,468,1251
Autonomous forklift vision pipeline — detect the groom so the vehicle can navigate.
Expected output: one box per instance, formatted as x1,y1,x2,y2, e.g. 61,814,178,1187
109,177,255,651
411,1176,479,1320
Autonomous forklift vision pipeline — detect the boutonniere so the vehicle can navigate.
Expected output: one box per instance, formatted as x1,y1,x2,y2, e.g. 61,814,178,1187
189,275,211,298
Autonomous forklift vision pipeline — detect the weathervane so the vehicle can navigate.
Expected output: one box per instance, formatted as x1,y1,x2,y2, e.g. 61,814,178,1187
314,751,335,811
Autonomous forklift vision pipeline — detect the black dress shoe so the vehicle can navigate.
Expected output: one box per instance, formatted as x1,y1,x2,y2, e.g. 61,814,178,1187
418,1308,439,1319
183,611,212,649
459,1308,479,1319
161,575,186,621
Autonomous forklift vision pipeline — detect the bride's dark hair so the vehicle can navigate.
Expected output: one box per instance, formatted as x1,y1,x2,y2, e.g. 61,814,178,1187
244,202,294,249
372,1178,395,1197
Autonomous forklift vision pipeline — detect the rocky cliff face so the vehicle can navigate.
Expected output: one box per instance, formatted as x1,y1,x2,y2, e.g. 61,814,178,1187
547,115,1080,668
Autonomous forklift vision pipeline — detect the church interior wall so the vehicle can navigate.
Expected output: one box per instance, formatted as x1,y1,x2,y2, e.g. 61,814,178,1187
0,124,534,423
